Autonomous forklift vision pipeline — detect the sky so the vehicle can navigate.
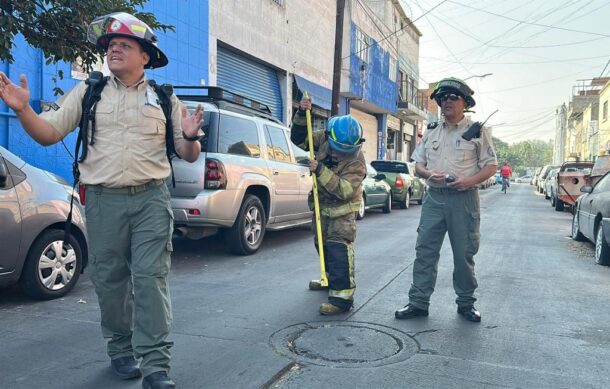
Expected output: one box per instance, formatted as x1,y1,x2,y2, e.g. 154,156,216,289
403,0,610,144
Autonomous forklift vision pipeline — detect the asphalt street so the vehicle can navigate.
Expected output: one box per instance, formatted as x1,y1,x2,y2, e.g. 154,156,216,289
1,183,609,389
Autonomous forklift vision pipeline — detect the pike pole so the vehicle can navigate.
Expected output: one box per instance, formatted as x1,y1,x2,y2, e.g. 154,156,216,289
304,91,328,287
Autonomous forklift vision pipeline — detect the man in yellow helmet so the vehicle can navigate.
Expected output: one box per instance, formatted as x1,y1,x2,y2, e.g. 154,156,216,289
395,77,497,323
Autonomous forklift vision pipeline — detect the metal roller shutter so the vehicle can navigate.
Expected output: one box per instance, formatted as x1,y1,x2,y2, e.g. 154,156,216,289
217,47,283,121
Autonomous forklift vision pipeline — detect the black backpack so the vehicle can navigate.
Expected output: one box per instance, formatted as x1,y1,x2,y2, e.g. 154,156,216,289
73,71,178,185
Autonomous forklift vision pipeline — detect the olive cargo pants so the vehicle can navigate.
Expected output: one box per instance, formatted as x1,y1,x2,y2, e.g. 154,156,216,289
85,182,174,377
408,187,481,310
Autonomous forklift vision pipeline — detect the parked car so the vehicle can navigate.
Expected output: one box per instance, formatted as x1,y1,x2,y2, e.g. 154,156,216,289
515,175,531,183
169,87,312,255
370,160,425,208
356,164,392,220
532,167,542,186
554,161,593,211
544,168,560,201
408,162,428,196
537,165,560,194
572,171,610,265
0,146,88,299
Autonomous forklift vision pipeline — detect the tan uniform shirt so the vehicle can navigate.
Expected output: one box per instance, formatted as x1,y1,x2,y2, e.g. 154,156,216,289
41,73,185,187
412,116,497,188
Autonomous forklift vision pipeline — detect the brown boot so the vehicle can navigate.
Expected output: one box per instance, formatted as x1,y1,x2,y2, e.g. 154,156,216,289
308,279,329,290
319,302,351,315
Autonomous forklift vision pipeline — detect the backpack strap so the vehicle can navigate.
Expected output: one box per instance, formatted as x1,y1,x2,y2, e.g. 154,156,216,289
149,80,179,187
77,71,108,165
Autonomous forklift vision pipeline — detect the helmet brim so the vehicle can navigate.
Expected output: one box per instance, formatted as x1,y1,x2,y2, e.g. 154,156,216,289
98,34,168,69
431,86,476,108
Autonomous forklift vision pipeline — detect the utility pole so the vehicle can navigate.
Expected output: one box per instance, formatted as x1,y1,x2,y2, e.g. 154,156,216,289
331,0,346,116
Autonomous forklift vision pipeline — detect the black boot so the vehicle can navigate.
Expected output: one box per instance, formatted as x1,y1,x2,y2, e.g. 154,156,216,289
395,304,429,319
142,371,176,389
110,356,141,380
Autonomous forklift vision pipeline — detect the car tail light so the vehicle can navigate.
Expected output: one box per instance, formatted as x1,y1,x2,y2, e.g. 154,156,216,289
395,176,404,188
188,209,201,215
205,158,226,189
78,183,86,205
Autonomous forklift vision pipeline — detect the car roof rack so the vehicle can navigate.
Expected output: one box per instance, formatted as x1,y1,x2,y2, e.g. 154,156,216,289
175,86,281,124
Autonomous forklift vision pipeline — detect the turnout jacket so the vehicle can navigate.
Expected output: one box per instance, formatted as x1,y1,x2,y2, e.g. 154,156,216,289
291,110,366,218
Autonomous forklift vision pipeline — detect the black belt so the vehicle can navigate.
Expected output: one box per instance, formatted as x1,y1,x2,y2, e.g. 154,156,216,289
428,186,477,194
87,179,166,195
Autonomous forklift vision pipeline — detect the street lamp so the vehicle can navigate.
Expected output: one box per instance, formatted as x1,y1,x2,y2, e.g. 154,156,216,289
463,73,493,81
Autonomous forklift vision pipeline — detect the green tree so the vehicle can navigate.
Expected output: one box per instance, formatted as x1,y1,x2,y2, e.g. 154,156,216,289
0,0,173,92
497,139,553,175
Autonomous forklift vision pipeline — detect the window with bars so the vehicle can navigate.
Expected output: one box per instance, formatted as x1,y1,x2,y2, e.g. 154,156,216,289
355,28,370,63
270,0,284,6
603,101,608,121
389,57,397,82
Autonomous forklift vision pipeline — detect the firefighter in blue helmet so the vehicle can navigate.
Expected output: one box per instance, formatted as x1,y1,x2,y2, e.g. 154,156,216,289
291,98,366,315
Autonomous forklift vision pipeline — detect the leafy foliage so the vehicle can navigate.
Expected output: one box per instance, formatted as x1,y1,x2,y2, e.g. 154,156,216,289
493,137,553,175
0,0,173,75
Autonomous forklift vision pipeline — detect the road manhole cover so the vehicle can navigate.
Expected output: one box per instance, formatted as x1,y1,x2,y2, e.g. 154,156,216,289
269,321,418,368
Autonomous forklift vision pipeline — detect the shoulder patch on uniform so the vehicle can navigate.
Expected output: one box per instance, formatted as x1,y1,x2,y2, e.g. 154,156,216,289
427,122,438,129
487,146,496,157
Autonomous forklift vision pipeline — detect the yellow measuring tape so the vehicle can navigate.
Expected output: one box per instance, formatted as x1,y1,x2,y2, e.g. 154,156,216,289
304,91,328,287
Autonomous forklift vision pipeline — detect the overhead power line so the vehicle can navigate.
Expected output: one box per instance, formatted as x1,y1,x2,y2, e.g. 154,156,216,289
343,0,449,60
446,0,610,37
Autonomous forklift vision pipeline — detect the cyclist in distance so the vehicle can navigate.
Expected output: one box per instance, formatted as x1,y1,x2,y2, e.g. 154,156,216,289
500,162,512,193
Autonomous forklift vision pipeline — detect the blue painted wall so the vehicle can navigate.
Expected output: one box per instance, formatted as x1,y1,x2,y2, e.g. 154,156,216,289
349,23,397,114
0,0,209,181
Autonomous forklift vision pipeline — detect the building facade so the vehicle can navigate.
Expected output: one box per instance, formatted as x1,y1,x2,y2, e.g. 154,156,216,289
0,0,210,180
2,0,424,180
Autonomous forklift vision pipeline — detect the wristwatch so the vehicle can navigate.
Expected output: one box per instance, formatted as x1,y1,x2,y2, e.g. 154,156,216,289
182,131,199,142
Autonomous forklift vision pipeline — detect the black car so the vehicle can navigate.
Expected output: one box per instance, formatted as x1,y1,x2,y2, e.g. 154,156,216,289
572,171,610,265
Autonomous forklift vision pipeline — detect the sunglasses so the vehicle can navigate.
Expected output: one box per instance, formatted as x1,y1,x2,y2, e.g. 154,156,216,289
439,93,462,102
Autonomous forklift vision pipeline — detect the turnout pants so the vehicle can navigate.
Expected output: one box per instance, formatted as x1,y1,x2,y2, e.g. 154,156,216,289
85,181,174,377
408,187,481,310
313,212,357,309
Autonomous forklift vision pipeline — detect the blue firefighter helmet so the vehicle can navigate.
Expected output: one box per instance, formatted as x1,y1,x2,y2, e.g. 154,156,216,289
326,115,363,154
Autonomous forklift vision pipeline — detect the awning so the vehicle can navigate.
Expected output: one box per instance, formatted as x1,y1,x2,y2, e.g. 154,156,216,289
293,74,332,111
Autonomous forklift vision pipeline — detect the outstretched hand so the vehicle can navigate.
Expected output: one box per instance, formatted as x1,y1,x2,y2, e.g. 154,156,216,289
0,72,30,113
181,104,204,138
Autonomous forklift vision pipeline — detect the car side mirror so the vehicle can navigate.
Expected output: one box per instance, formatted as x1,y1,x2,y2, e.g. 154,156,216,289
374,173,386,181
0,160,8,187
581,186,592,193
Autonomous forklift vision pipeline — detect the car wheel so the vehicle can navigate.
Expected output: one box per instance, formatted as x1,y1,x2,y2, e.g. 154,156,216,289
399,191,410,209
19,229,83,300
356,194,366,220
571,212,585,241
382,193,392,214
595,224,610,265
550,194,556,207
225,194,266,255
554,198,564,211
544,190,550,200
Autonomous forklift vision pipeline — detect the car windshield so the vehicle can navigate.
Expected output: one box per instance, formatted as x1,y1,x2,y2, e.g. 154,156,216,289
371,161,408,174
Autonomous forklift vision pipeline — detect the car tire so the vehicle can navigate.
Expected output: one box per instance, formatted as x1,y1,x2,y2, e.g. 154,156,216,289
554,198,564,211
595,224,610,266
399,191,410,209
544,190,550,200
356,195,366,220
382,193,392,214
550,194,556,207
571,211,585,241
225,194,266,255
19,229,83,300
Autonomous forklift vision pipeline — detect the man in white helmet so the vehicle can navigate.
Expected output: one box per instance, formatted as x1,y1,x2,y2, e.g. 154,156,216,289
0,12,203,389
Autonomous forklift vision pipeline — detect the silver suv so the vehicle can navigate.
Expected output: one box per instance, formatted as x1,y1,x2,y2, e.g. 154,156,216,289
169,87,312,255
